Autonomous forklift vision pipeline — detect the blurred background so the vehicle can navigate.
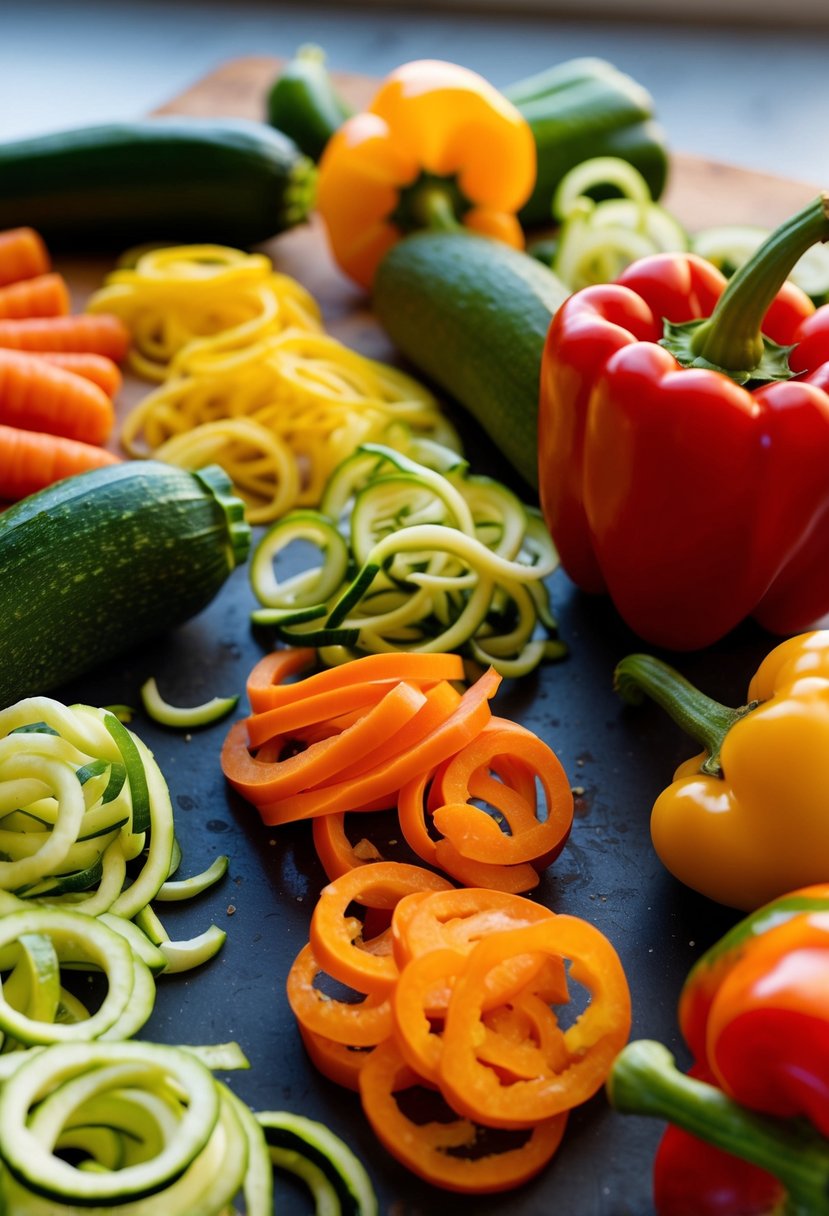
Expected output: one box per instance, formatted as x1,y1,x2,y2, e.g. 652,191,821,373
2,0,828,185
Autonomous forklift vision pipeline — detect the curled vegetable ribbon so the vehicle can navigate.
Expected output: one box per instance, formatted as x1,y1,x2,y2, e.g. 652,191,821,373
316,59,537,290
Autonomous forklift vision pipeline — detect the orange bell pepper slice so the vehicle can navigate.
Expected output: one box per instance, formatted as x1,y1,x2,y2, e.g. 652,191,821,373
286,940,393,1047
439,916,632,1128
358,1038,569,1194
433,836,541,894
297,1022,374,1093
316,59,536,291
309,862,453,997
391,887,559,968
257,667,501,825
311,813,384,882
430,725,574,866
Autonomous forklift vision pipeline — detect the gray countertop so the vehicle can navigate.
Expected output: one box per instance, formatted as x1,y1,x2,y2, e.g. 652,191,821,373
2,0,828,186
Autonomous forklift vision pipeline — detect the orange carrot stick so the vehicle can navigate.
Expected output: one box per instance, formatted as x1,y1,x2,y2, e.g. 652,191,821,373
0,314,130,362
34,352,122,399
0,423,120,501
0,273,70,320
0,228,50,287
0,349,115,445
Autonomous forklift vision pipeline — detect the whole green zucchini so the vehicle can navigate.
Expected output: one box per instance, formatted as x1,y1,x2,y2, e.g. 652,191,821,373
0,462,250,707
0,117,316,250
503,57,669,227
267,45,354,161
373,231,571,491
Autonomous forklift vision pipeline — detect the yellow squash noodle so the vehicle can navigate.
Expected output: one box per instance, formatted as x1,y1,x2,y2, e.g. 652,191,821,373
102,244,461,522
87,244,323,380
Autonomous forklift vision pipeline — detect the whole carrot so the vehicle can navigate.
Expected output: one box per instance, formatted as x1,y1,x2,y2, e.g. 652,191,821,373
0,273,70,319
0,227,50,287
34,352,122,398
0,313,130,362
0,423,119,502
0,349,115,445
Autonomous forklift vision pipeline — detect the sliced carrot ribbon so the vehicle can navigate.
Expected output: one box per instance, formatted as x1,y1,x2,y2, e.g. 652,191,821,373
223,648,573,889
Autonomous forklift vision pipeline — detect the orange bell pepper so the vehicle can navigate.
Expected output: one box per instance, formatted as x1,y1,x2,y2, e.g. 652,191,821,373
309,861,452,996
439,916,632,1128
358,1038,569,1194
315,59,536,290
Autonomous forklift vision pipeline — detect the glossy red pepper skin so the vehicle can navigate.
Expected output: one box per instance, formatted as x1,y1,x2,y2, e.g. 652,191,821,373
706,910,829,1137
679,884,829,1064
653,1065,784,1216
537,251,829,650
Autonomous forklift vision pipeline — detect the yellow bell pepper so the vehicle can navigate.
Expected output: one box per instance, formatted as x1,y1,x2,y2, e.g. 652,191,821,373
614,631,829,911
315,59,536,291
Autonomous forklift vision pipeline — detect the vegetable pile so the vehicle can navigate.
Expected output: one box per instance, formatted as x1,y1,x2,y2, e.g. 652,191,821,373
222,649,574,892
287,865,631,1192
249,440,564,675
90,242,459,522
0,226,128,500
1,34,826,1215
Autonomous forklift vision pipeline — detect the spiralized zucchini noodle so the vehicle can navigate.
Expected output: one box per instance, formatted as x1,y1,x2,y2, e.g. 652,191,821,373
0,696,228,1052
250,442,566,677
89,244,460,523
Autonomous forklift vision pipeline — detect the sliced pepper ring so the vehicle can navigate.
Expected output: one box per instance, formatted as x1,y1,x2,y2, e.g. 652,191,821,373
439,916,632,1128
309,862,452,996
358,1038,568,1194
286,941,392,1048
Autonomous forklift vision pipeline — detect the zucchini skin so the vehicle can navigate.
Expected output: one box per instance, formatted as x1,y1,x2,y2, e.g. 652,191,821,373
0,117,316,250
504,58,670,227
267,45,354,161
373,231,571,491
0,462,250,708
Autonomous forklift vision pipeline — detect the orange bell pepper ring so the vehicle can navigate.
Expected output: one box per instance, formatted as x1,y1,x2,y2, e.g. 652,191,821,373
309,861,452,997
359,1038,569,1194
439,916,632,1128
316,59,537,290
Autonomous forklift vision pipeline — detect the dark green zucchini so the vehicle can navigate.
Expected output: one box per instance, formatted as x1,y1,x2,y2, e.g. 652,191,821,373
257,1111,377,1215
0,117,316,250
503,57,669,227
267,45,354,161
0,462,250,708
373,231,571,491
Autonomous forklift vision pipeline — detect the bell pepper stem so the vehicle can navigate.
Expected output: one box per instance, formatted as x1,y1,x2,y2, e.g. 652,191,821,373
691,192,829,373
614,653,758,777
412,186,464,233
608,1041,829,1216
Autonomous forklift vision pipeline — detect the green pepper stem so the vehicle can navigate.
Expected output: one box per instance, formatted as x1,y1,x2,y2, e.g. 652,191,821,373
691,192,829,372
614,653,758,777
412,186,464,233
608,1041,829,1216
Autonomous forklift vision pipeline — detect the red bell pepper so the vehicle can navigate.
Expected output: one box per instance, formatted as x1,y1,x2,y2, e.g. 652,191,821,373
608,885,829,1215
653,1069,783,1216
538,193,829,650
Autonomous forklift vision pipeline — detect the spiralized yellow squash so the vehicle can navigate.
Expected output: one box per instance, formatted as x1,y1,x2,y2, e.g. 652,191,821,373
89,244,459,522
